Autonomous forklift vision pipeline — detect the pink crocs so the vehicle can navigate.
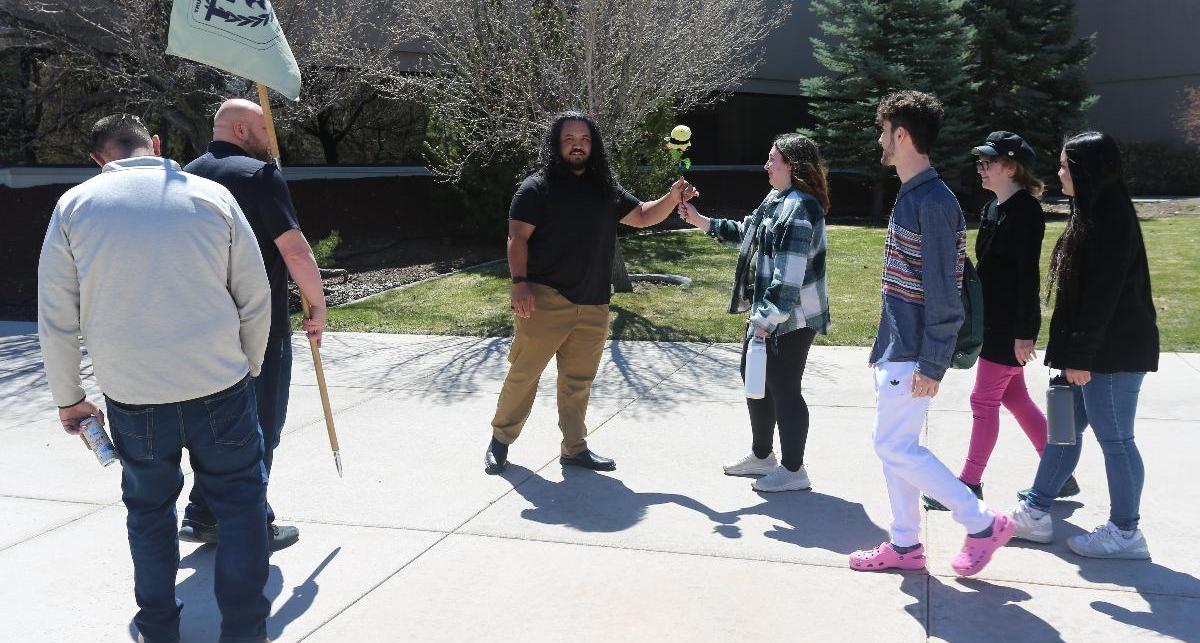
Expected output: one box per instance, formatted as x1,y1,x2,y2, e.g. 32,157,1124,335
849,542,927,572
952,513,1015,577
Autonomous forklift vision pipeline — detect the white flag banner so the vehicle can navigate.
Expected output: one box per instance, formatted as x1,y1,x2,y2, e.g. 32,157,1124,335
166,0,302,100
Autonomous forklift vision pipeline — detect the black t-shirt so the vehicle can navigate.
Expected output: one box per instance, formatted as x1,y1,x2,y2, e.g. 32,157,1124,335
974,190,1044,366
185,141,301,341
509,172,641,305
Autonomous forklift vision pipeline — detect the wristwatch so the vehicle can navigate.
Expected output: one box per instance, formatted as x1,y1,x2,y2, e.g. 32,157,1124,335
511,276,529,284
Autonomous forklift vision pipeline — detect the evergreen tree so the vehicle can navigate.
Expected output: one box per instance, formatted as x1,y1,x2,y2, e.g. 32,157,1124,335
964,0,1097,181
801,0,976,214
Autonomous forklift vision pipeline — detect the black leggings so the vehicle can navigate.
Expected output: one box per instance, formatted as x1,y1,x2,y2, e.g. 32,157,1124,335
740,327,817,472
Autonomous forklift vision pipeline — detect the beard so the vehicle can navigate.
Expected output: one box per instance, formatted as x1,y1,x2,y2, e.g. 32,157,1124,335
879,147,892,167
563,151,588,170
244,134,272,161
249,143,272,162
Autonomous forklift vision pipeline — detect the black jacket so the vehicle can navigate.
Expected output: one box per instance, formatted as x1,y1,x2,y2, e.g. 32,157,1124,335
1044,209,1159,373
975,190,1044,366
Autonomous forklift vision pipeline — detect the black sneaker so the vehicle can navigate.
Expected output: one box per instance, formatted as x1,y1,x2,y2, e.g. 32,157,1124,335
179,521,218,545
922,481,983,512
1017,475,1080,503
269,524,300,552
1057,475,1081,498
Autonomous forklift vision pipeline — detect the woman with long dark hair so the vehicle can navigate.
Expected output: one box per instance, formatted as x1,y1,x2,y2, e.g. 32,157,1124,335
677,133,831,492
1008,132,1159,558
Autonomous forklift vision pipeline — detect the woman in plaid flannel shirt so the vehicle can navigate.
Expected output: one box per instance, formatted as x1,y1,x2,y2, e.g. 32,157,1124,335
678,134,831,492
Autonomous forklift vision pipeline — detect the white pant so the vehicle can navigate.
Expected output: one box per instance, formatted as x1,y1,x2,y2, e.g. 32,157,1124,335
872,361,994,546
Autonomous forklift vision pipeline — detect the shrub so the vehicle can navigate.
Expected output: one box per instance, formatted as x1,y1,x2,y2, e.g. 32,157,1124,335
1119,142,1200,196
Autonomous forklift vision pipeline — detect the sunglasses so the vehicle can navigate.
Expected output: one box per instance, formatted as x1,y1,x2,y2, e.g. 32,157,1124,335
974,158,992,172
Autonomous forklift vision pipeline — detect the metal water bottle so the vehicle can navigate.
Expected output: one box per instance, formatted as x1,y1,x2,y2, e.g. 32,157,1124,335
744,336,767,400
79,416,118,467
1046,373,1077,446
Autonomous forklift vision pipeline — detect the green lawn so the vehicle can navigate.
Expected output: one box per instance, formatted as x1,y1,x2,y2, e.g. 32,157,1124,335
319,216,1200,351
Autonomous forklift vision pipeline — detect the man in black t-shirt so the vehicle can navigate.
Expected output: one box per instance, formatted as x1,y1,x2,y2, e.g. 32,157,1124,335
180,99,327,551
485,111,697,474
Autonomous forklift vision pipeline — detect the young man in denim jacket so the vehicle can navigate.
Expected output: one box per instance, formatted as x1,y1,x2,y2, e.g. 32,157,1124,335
849,91,1014,577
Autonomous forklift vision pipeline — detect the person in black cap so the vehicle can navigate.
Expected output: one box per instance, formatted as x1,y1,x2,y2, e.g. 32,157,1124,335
924,131,1078,512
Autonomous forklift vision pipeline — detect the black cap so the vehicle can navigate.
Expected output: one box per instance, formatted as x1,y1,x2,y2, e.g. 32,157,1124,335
973,131,1035,167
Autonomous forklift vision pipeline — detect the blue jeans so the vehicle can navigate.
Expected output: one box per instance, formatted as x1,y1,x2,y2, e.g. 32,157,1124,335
107,376,270,643
1023,371,1146,531
185,335,291,526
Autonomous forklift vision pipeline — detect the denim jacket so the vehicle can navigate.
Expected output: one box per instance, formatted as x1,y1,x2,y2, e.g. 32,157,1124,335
868,167,966,381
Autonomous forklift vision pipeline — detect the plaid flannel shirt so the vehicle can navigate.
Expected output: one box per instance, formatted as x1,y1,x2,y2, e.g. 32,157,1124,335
708,188,830,337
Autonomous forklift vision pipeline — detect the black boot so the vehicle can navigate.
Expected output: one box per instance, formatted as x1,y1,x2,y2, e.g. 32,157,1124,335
485,438,509,474
559,449,616,471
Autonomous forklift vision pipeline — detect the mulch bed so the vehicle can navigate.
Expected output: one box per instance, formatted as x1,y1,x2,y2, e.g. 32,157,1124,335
289,236,504,311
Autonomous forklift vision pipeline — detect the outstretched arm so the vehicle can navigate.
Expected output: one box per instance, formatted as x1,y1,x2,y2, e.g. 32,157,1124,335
620,176,698,228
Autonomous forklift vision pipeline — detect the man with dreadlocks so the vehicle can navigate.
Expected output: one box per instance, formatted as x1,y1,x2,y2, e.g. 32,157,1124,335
484,111,698,474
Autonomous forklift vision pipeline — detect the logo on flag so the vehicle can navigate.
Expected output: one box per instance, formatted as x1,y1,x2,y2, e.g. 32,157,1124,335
194,1,276,40
167,0,302,100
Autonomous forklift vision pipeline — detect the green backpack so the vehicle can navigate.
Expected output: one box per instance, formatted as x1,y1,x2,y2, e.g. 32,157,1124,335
952,257,984,369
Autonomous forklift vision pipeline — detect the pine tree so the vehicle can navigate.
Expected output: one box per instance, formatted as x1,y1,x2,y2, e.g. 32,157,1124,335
964,0,1097,181
800,0,976,214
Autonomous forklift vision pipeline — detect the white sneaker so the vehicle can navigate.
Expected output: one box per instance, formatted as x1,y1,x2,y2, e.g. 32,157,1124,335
1009,503,1053,544
1067,522,1151,559
752,466,812,492
723,452,778,477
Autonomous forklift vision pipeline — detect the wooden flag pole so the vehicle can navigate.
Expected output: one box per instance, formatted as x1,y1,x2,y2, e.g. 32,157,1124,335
257,82,343,477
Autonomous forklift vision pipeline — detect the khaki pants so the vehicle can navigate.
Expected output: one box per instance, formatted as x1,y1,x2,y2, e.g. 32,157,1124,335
491,283,609,456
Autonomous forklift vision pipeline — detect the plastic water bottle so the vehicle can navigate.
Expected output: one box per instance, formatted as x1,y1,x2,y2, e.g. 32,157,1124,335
1046,374,1077,446
744,337,767,399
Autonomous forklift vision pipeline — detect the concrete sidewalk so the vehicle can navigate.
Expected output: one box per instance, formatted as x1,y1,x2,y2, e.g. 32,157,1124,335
2,327,1197,642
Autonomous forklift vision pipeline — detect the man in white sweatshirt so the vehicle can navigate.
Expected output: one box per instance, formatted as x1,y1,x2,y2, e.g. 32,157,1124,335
38,113,273,643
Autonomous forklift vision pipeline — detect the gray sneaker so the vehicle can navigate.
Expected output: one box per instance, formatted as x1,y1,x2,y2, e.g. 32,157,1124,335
723,451,778,477
752,465,812,492
1067,522,1150,559
1009,503,1053,544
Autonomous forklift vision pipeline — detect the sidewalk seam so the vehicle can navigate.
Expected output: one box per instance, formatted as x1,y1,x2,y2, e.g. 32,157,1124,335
0,503,114,555
297,342,717,640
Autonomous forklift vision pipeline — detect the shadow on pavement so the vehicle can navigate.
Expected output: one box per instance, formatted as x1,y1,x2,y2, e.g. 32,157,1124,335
723,490,890,555
126,545,340,641
508,465,732,533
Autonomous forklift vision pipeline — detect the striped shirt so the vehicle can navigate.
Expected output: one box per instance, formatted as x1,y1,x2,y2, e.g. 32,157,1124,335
867,167,966,381
882,216,966,304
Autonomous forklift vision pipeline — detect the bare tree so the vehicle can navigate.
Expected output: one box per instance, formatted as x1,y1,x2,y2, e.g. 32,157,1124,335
378,0,787,290
1,1,230,158
268,0,416,163
0,0,408,163
380,0,789,184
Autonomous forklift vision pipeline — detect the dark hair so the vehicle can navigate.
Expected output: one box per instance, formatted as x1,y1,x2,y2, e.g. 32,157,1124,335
1047,131,1138,303
773,133,831,212
89,113,153,155
536,111,617,195
875,90,943,155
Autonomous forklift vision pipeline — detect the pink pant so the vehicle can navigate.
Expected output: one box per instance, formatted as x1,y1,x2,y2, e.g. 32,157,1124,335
960,358,1048,485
